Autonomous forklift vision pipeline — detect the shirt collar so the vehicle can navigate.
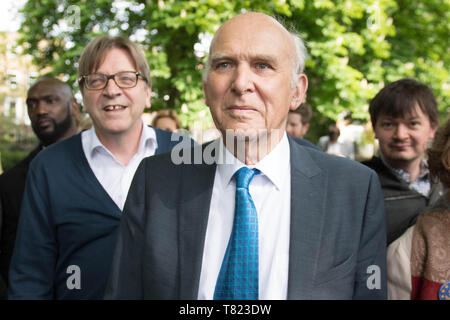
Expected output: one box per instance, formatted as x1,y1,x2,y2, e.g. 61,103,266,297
138,120,158,154
217,132,290,191
86,118,157,158
380,153,429,184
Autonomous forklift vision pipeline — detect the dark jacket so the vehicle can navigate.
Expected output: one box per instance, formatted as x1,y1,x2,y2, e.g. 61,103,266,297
8,128,192,299
290,136,321,151
105,137,387,299
362,156,444,245
0,146,42,299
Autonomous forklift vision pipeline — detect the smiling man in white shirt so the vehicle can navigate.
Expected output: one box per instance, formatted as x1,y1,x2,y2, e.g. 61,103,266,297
106,12,387,300
9,36,188,299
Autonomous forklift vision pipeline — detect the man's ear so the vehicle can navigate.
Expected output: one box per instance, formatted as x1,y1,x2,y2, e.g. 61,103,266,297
70,99,81,123
70,100,81,128
71,101,80,117
202,79,210,107
429,123,439,140
302,123,310,136
290,74,308,111
145,85,152,109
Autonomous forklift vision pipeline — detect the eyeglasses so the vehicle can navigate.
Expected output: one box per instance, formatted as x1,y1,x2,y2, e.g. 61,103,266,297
79,71,147,90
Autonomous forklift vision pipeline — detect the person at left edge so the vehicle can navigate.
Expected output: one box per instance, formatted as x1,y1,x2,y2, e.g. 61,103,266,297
8,36,191,299
0,77,80,299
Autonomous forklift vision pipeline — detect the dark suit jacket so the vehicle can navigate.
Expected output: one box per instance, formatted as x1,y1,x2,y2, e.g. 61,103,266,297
105,136,387,299
0,146,42,299
290,136,321,151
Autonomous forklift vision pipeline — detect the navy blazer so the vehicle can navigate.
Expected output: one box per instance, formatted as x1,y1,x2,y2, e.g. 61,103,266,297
106,136,387,299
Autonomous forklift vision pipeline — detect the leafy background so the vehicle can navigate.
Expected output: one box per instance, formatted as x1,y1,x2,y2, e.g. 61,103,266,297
12,0,450,142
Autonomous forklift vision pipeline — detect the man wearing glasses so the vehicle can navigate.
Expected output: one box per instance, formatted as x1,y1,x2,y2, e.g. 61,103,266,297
8,36,188,299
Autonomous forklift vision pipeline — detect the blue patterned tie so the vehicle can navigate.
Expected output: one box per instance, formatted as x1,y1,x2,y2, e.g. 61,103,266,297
214,167,260,300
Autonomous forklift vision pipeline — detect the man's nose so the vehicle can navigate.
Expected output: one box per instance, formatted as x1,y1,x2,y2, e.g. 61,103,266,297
103,77,122,97
231,64,254,95
35,100,49,115
393,124,409,139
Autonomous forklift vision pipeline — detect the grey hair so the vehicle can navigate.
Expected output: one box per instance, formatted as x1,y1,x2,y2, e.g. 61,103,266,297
289,31,308,87
202,17,308,88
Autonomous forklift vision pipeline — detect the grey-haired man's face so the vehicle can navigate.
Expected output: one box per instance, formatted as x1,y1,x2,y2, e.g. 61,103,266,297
203,13,307,142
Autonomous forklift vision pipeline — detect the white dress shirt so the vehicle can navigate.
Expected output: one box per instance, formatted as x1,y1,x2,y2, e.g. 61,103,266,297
198,133,291,300
81,120,158,210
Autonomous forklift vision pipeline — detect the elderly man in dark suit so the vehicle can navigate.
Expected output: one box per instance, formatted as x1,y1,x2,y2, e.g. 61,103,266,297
106,12,387,300
0,77,79,299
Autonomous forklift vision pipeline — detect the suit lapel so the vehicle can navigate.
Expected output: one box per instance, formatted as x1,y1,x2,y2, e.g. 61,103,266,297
287,138,326,299
178,144,216,299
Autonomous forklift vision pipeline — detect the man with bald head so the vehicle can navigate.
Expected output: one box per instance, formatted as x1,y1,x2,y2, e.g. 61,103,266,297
0,77,79,298
26,78,80,146
106,12,387,300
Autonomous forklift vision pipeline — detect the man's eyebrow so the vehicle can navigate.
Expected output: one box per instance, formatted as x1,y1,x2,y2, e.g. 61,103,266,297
210,53,278,63
41,94,58,99
210,54,234,62
27,94,59,102
251,54,278,62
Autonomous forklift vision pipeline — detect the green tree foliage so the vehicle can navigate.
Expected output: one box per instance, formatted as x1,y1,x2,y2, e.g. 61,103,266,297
0,115,37,171
17,0,449,136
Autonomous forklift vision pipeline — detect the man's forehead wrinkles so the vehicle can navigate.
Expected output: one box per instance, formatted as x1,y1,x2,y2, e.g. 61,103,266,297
210,36,294,70
211,52,277,61
28,90,61,98
210,53,233,61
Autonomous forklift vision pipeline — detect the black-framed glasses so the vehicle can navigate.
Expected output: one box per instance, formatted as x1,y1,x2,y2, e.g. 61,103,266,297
79,71,147,90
